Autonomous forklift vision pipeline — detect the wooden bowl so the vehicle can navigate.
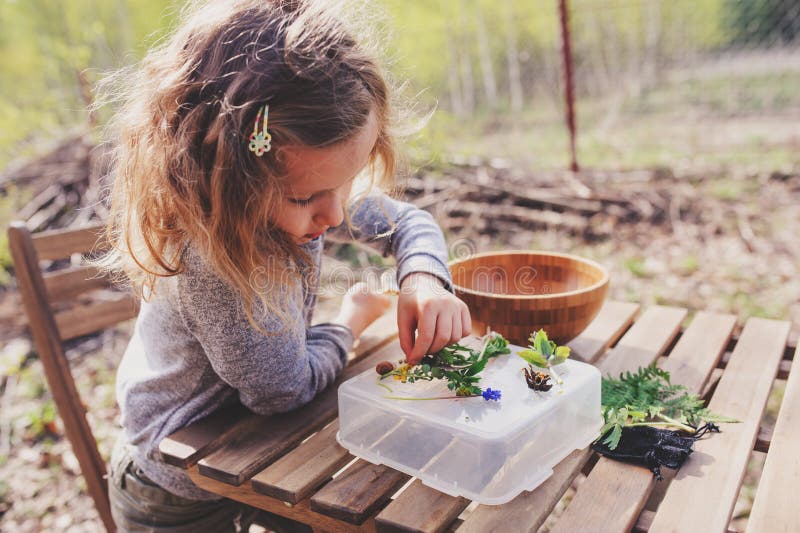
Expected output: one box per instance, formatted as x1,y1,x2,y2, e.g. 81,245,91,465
449,251,609,347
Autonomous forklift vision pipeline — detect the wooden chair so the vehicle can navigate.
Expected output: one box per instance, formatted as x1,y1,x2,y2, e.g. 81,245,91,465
7,221,139,532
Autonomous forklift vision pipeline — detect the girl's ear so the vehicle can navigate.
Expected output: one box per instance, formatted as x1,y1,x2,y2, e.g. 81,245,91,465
272,145,288,166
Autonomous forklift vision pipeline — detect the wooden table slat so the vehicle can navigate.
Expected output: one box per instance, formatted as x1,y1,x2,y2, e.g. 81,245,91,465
159,310,396,469
373,300,639,533
595,305,688,379
250,420,352,503
374,479,469,533
310,459,411,525
549,311,737,533
159,404,254,468
746,342,800,533
456,305,687,533
649,317,790,533
568,301,640,363
185,466,377,533
634,509,739,533
198,340,402,485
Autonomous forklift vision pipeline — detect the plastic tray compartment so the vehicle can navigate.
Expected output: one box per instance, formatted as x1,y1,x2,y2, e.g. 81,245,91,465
336,344,602,505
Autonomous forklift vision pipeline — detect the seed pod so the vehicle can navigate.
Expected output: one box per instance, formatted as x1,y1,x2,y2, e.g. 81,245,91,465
375,361,395,375
524,365,553,391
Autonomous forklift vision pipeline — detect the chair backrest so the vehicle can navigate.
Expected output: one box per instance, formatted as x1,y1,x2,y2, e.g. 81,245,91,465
7,221,139,532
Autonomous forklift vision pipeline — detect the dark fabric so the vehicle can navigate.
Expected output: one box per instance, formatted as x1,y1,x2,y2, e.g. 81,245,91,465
591,423,720,480
109,437,255,532
108,436,312,532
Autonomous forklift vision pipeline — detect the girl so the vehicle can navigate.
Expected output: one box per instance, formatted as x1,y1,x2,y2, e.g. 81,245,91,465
103,0,470,530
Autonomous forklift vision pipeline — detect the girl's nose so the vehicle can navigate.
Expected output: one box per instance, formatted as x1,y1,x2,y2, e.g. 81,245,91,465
314,195,345,229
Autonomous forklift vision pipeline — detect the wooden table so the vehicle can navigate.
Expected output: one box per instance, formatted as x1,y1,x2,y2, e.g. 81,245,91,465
158,302,798,533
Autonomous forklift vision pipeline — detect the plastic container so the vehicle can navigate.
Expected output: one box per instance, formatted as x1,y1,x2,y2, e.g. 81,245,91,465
336,343,602,505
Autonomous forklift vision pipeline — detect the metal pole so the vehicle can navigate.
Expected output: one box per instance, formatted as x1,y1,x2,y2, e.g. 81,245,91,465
558,0,579,172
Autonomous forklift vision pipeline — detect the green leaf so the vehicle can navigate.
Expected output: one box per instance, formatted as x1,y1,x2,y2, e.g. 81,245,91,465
466,357,489,376
697,412,739,424
627,409,647,422
554,345,571,360
599,419,619,437
518,349,548,368
548,340,557,355
550,350,569,366
602,425,623,449
599,364,736,448
532,329,553,357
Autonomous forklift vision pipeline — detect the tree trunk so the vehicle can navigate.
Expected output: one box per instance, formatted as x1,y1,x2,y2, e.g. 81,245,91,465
642,0,662,90
446,26,464,116
504,0,523,113
475,4,498,109
458,0,475,115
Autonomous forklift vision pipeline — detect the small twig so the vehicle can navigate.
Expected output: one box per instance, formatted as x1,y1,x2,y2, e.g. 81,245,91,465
381,394,480,401
562,170,594,199
736,211,757,253
0,375,17,457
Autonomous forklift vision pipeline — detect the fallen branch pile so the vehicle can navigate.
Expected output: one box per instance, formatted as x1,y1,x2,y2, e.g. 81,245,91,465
402,165,672,242
0,134,110,232
2,139,798,255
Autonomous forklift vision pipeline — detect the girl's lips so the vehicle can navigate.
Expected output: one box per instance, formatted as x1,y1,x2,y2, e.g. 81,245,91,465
304,231,324,239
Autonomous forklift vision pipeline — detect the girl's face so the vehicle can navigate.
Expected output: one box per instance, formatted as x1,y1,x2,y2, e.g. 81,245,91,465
272,111,379,244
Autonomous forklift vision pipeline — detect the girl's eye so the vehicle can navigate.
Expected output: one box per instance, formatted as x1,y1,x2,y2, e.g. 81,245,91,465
289,197,313,207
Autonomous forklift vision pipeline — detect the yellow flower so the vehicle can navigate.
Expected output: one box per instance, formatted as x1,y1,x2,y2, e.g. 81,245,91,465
393,364,410,382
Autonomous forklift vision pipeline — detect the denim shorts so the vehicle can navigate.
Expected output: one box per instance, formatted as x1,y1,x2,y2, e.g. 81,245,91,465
108,437,258,533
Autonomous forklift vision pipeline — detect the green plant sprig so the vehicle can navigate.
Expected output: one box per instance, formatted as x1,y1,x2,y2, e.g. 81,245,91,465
599,365,738,450
379,333,510,397
517,329,571,385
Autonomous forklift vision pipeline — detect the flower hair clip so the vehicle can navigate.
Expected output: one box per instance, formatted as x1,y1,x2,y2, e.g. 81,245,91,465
248,104,272,156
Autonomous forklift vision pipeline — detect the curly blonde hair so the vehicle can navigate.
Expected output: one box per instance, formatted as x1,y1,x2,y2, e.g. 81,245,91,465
100,0,397,330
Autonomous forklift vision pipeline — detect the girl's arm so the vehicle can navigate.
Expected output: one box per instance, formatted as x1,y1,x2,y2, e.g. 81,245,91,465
327,194,471,364
326,194,453,291
175,252,354,416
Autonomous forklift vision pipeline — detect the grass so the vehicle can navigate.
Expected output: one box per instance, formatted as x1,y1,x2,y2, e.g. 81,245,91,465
408,68,800,172
631,71,800,116
622,257,652,279
708,179,759,201
676,255,699,276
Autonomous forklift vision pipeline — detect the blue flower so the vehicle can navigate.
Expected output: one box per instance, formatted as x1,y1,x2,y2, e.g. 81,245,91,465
482,388,501,401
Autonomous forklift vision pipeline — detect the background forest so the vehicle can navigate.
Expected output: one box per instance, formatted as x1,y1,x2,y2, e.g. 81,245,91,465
1,0,799,169
0,0,798,530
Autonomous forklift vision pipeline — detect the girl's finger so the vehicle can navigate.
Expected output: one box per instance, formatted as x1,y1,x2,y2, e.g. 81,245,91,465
451,312,462,344
429,311,452,354
461,304,472,336
409,311,437,364
397,308,417,361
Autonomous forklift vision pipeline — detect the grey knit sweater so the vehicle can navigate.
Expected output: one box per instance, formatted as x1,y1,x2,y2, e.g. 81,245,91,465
116,194,453,499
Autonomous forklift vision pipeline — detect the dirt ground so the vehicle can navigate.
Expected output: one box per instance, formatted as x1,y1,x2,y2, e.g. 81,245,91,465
0,165,798,531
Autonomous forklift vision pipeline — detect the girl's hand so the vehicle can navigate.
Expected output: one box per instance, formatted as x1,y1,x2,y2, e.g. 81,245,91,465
333,282,392,339
397,273,472,365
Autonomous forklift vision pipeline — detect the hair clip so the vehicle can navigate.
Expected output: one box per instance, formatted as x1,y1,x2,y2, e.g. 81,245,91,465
248,105,272,156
